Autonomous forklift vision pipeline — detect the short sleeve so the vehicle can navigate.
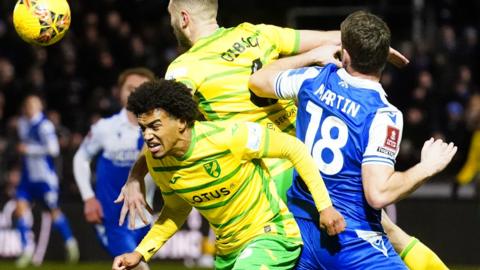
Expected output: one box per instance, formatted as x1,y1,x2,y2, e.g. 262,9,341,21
229,122,269,161
274,67,321,100
363,109,404,167
257,24,300,55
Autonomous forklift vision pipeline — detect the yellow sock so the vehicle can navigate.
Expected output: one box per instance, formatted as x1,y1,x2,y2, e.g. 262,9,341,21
400,237,448,270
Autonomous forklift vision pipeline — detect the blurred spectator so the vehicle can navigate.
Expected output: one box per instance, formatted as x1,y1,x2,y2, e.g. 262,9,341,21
456,95,480,185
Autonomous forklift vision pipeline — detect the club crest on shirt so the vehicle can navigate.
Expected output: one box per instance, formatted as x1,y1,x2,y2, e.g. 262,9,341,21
384,126,399,150
203,160,221,178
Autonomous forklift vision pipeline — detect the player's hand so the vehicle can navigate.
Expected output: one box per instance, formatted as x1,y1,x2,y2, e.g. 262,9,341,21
319,206,346,236
84,197,103,224
112,251,142,270
419,138,457,177
387,47,410,68
308,45,342,67
115,180,153,229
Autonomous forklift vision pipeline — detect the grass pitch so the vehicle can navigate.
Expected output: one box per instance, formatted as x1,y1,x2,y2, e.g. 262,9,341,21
0,261,211,270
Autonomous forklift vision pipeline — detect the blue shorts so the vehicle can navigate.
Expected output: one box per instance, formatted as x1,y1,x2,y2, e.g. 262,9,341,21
95,223,150,257
295,217,407,270
16,180,59,210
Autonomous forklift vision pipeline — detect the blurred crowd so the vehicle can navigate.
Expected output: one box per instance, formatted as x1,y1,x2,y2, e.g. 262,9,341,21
0,0,479,202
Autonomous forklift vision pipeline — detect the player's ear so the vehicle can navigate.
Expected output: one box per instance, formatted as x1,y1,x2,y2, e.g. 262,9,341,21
180,10,190,29
342,48,350,68
178,119,188,133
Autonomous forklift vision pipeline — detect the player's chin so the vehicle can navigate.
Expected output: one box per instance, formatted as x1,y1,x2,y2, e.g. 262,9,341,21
151,150,167,160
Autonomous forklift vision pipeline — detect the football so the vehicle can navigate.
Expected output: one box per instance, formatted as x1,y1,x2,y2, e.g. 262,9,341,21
13,0,71,46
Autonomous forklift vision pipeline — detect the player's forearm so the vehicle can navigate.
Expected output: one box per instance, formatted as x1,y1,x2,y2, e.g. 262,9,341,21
365,163,431,209
135,206,191,261
297,30,341,53
73,148,95,201
265,131,332,211
249,53,315,99
23,144,48,156
127,152,149,186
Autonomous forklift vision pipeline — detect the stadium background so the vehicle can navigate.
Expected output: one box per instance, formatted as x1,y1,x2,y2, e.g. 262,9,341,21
0,0,479,269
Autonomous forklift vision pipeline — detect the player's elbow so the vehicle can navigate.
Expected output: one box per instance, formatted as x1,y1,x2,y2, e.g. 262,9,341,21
364,189,390,210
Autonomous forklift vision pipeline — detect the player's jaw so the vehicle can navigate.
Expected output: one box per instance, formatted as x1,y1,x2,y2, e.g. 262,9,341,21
172,24,192,49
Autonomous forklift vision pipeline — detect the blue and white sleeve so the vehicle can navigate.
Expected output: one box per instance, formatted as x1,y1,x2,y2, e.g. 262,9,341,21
25,121,60,157
79,121,105,158
363,109,404,167
73,121,105,201
274,67,320,100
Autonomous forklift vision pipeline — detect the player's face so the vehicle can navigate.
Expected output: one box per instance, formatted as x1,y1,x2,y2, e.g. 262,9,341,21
120,74,150,107
138,108,183,159
168,1,192,49
23,96,43,119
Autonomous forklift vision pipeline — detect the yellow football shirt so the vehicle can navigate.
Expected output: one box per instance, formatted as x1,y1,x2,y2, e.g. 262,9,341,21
136,121,302,259
165,22,300,177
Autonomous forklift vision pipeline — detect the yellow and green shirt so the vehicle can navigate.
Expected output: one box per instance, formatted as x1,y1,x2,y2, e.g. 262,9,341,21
135,121,332,260
165,22,300,177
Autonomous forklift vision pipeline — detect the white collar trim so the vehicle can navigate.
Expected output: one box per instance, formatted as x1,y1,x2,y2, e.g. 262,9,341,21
337,68,386,96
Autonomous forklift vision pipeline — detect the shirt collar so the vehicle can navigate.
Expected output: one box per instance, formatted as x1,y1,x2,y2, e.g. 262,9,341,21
336,68,387,96
29,112,44,124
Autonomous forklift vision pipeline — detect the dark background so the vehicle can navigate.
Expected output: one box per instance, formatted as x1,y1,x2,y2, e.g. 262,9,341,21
0,0,479,266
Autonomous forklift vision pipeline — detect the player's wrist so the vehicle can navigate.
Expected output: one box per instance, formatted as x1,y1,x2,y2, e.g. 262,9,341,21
316,202,333,213
84,196,97,202
415,162,433,179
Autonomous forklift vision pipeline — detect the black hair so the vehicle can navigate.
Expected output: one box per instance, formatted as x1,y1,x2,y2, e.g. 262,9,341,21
127,79,199,127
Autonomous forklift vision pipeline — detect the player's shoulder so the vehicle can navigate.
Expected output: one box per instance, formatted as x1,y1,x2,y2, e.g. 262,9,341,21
236,22,264,33
166,51,201,81
241,22,284,32
281,65,324,81
38,117,55,132
195,120,235,134
373,92,401,116
168,51,193,67
91,111,124,131
370,103,403,129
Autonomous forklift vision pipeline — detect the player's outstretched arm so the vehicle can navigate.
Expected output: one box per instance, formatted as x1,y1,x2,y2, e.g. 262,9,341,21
297,30,341,53
115,151,151,228
363,138,457,209
134,194,192,262
73,145,104,224
231,123,345,235
249,45,341,99
262,129,345,235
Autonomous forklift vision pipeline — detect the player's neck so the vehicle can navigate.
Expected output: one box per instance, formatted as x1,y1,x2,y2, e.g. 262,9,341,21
171,128,193,159
126,110,138,126
191,21,219,44
346,66,381,82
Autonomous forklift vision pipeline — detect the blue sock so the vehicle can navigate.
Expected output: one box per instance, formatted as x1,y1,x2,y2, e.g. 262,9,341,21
52,213,74,242
16,216,32,249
